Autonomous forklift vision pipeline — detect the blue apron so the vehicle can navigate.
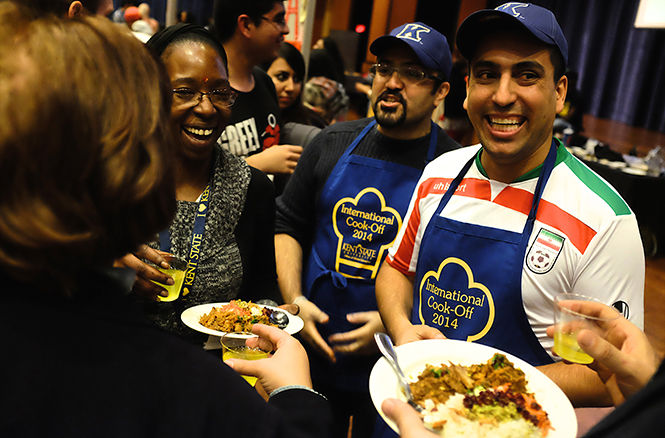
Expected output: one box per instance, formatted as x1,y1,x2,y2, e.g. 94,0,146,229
412,140,559,366
372,140,558,438
303,119,437,390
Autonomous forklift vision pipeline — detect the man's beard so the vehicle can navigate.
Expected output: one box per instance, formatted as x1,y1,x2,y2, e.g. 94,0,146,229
373,91,407,128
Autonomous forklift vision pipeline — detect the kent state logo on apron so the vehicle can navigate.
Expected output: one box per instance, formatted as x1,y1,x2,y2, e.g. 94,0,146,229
333,187,401,280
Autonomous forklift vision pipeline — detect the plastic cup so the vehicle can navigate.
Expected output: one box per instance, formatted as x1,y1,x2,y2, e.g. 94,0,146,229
150,255,187,302
221,332,271,386
553,293,620,364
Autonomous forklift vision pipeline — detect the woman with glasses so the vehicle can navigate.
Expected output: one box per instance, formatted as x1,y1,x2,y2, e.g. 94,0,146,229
127,24,281,342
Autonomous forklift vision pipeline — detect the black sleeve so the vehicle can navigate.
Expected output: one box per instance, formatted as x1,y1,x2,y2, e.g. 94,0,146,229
274,130,326,248
264,389,334,438
235,166,280,303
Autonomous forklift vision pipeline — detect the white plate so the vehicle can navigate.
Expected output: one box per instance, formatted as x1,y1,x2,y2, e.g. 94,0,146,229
369,339,577,438
180,302,304,337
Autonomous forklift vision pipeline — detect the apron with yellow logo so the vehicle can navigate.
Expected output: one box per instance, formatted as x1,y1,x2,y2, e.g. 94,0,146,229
304,119,437,389
412,140,559,366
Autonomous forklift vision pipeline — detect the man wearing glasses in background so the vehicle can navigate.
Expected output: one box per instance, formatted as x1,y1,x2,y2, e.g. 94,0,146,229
275,23,459,437
213,0,304,189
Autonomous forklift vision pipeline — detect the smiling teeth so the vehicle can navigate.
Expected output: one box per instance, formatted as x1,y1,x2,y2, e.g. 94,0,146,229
185,127,213,136
490,118,521,126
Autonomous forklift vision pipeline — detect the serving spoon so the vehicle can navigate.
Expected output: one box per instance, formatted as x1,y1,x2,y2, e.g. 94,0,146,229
256,299,289,329
374,332,423,413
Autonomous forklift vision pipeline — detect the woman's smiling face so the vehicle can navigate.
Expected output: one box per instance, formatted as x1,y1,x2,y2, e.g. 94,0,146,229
163,40,231,160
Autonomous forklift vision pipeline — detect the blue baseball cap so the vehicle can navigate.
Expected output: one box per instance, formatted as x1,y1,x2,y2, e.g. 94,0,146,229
369,22,452,80
457,2,568,67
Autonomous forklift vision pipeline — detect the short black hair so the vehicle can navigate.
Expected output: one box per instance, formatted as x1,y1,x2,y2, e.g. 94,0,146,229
213,0,282,43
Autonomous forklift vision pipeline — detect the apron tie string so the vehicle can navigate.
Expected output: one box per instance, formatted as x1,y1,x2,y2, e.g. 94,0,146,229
312,248,348,289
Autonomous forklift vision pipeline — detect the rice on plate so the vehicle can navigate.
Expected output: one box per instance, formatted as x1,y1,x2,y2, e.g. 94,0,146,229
368,339,577,438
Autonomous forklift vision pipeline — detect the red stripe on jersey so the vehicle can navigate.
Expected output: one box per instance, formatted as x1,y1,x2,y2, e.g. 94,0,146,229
493,186,596,253
389,177,489,273
416,177,492,200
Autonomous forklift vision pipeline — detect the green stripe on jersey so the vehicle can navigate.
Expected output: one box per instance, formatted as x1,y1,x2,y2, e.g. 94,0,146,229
562,149,632,216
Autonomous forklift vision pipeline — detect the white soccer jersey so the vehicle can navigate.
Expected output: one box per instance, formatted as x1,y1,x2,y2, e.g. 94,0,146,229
387,144,645,357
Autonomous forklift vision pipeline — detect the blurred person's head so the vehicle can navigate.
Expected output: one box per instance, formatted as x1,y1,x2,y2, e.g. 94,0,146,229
213,0,288,63
0,1,175,292
261,42,305,110
368,22,452,137
146,24,235,162
124,5,140,25
137,2,150,18
17,0,113,17
177,9,190,23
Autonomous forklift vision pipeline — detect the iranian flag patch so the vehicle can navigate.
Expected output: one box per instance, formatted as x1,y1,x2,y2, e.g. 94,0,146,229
526,228,565,274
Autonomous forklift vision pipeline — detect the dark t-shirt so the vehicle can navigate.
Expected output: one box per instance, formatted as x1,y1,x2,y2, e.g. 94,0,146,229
219,67,281,157
276,118,461,249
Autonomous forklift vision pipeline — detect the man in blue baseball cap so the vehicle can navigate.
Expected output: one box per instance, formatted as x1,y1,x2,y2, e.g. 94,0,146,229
377,1,644,426
274,21,460,437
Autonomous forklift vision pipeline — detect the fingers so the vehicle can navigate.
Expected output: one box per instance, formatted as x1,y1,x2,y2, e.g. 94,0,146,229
328,326,362,345
121,253,173,285
414,325,446,340
278,303,299,315
132,277,167,299
224,355,266,380
559,300,621,324
345,311,373,324
577,329,625,376
302,324,336,363
382,399,437,438
135,244,170,269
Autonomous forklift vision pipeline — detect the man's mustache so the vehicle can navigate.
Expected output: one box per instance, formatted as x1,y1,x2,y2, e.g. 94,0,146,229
377,91,406,106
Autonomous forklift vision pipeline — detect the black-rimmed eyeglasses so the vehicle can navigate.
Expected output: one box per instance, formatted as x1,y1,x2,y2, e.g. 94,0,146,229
260,14,288,29
172,87,237,108
369,63,443,83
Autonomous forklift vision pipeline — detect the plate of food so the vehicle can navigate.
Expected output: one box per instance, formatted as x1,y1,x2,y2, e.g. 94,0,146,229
180,299,304,337
369,339,576,438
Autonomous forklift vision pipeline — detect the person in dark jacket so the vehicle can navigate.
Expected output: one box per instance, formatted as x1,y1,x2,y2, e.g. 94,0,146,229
0,5,331,437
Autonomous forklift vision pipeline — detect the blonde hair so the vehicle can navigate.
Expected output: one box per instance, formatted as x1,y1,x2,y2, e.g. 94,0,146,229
0,2,175,292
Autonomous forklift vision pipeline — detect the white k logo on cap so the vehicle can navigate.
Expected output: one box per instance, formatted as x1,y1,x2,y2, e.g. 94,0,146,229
496,2,529,19
395,23,431,44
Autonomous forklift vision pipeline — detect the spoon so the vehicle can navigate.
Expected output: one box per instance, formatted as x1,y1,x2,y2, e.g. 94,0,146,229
256,299,289,329
374,332,423,413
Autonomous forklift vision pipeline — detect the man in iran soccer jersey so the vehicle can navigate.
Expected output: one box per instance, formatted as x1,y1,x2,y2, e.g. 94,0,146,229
375,2,644,407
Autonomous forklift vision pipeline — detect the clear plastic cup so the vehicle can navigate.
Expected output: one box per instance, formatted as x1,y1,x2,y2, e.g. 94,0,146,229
150,255,187,302
221,332,272,386
553,293,620,364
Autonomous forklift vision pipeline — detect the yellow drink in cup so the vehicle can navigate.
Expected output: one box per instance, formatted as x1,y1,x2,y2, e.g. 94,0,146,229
553,331,594,364
221,332,272,386
148,255,187,302
222,347,270,385
553,293,619,364
152,268,186,302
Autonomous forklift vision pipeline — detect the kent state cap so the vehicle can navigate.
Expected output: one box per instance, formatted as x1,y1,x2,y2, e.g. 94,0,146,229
457,2,568,67
369,22,452,80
